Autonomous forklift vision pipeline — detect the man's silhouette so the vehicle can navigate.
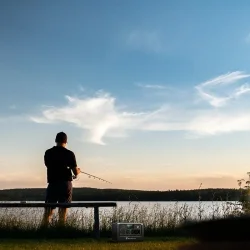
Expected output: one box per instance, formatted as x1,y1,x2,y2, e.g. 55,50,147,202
41,132,80,226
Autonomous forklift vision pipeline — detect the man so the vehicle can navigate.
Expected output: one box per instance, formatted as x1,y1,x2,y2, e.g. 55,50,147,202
41,132,80,226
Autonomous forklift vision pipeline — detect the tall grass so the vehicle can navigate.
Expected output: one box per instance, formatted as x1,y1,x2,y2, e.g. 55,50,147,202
0,201,243,238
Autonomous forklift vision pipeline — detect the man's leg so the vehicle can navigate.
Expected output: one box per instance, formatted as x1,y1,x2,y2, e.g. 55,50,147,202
41,207,55,226
41,183,57,227
58,207,68,225
58,181,72,225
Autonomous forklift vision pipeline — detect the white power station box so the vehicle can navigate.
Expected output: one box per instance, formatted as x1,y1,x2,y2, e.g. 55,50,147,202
112,223,144,242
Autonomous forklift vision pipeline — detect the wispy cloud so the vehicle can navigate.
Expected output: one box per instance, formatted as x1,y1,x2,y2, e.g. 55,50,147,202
195,71,250,107
245,33,250,43
126,30,165,53
78,85,85,92
187,110,250,136
30,92,149,145
9,105,16,110
135,82,168,89
0,115,27,123
30,71,250,144
234,83,250,96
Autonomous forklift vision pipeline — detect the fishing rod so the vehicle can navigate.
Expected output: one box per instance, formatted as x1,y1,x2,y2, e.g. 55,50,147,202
80,171,112,184
72,169,112,184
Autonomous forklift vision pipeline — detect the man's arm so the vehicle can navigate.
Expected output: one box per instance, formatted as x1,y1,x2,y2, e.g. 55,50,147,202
70,152,81,176
44,151,48,167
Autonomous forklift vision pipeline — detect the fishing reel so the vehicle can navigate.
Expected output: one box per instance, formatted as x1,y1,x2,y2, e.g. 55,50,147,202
72,174,80,181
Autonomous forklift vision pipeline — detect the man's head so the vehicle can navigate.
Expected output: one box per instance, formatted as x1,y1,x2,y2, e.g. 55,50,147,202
55,132,67,147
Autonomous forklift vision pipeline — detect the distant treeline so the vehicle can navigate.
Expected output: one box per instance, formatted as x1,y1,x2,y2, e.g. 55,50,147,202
0,187,241,201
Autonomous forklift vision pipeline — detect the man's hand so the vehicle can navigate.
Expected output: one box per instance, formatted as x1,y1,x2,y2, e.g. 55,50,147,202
76,167,81,175
72,167,81,176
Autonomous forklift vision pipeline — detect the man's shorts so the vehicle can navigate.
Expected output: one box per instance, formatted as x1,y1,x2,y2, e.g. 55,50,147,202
45,181,72,209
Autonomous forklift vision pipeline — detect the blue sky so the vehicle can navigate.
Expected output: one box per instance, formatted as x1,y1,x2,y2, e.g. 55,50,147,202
1,0,250,190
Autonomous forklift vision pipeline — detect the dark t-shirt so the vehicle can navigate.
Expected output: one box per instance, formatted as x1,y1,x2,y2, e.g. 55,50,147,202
44,146,77,183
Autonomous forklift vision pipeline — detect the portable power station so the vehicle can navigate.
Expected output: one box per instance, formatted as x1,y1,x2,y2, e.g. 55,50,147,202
112,222,144,242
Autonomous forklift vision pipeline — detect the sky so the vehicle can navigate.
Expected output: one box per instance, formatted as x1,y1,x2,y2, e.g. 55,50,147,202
1,0,250,191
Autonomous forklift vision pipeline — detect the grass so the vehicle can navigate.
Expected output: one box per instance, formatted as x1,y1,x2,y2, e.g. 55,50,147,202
2,238,250,250
0,238,194,250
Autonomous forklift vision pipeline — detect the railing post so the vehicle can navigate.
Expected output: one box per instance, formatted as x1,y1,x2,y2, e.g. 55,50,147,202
94,206,100,239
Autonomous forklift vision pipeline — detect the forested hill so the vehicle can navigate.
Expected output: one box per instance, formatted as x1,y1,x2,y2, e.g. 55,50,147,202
0,188,240,201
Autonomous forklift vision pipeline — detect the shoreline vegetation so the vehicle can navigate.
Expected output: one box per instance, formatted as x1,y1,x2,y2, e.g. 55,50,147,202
0,200,244,239
0,187,240,201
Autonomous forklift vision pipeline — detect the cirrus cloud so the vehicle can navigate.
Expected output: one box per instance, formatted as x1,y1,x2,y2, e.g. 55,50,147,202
30,71,250,145
126,30,165,53
195,71,250,107
30,92,152,145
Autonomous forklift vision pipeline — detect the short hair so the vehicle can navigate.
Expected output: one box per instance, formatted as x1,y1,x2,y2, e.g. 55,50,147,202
55,132,67,143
